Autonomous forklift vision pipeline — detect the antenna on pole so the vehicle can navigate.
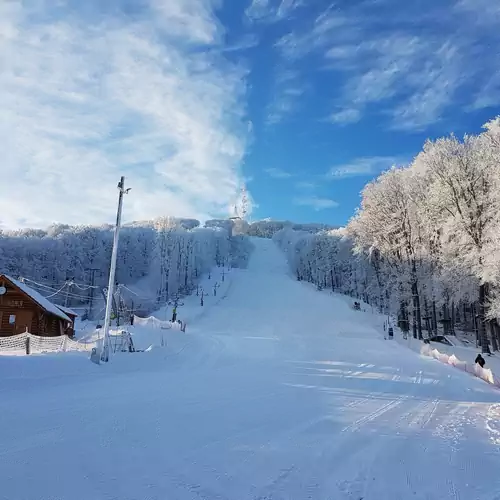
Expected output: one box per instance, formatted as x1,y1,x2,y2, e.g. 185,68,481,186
100,176,131,362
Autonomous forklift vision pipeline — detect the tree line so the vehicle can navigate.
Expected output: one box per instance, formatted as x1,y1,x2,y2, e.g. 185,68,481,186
0,215,330,318
0,217,253,318
274,117,500,353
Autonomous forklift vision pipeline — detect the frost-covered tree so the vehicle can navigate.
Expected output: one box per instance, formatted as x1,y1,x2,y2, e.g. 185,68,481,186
273,116,500,351
0,216,253,319
349,167,427,338
414,130,500,352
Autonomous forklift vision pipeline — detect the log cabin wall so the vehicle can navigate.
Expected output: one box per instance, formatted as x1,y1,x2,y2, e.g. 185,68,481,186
0,278,61,337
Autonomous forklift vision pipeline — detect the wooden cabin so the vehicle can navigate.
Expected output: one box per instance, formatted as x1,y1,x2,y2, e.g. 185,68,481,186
0,275,73,337
55,305,78,337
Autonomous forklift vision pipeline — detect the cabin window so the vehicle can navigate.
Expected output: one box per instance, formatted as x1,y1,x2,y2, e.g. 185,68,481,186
9,314,16,324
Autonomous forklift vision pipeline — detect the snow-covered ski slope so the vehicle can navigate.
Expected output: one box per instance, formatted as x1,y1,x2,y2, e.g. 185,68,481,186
2,237,500,500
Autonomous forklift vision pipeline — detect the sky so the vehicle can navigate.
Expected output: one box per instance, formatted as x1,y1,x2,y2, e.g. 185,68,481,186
1,0,499,229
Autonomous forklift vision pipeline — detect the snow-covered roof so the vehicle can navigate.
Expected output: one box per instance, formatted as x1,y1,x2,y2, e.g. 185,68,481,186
56,304,79,317
1,275,71,322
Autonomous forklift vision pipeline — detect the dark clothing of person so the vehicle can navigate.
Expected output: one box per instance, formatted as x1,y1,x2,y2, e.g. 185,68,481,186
475,354,486,368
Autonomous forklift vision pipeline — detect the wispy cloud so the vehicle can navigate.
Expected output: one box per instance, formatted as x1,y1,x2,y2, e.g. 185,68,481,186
266,68,306,125
295,181,316,190
272,1,500,130
293,196,339,211
329,108,361,125
328,157,401,179
335,36,462,130
455,0,500,24
275,7,350,60
264,167,293,179
473,70,500,110
0,0,249,229
150,0,222,44
246,0,304,23
245,0,271,21
222,34,260,53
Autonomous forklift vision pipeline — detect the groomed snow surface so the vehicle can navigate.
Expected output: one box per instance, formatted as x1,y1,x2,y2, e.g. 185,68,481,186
2,238,500,500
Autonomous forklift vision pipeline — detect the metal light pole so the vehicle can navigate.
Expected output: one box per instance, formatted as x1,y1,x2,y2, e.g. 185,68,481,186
101,177,130,362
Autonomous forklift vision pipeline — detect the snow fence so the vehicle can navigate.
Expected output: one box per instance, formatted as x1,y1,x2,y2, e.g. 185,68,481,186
420,343,500,388
0,332,94,355
133,315,185,331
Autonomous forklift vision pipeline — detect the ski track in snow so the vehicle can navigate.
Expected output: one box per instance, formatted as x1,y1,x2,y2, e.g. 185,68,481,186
1,237,500,500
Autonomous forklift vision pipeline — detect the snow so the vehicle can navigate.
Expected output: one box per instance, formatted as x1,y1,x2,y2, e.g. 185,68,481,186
56,304,79,317
151,266,234,327
1,238,500,500
2,274,71,322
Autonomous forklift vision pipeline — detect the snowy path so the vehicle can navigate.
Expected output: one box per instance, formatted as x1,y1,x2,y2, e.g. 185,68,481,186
1,238,500,500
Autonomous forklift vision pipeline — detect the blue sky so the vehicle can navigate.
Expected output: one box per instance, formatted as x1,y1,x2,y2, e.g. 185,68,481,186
1,0,499,228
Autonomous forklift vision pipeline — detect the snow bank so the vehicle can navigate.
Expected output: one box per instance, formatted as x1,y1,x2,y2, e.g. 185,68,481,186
420,343,500,388
133,315,184,331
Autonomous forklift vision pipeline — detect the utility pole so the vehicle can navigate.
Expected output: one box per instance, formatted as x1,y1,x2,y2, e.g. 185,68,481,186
115,283,123,327
101,177,131,362
87,268,99,320
64,278,74,307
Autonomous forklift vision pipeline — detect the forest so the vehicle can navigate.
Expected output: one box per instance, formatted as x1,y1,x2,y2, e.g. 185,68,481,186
0,217,253,319
0,217,328,320
274,117,500,353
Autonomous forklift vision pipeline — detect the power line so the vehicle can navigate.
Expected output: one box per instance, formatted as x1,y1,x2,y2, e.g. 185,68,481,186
18,279,97,302
19,277,67,299
20,278,63,293
86,268,100,320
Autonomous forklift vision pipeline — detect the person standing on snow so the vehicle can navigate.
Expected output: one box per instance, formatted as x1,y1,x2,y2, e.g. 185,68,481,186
475,353,486,368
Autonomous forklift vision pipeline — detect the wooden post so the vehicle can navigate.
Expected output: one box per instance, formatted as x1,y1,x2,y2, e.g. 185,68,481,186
489,320,498,352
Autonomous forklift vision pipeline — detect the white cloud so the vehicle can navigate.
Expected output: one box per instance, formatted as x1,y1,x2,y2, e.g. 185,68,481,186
151,0,222,44
275,0,304,20
325,45,360,60
264,167,293,178
388,42,462,129
273,2,498,130
472,70,500,110
245,0,271,21
328,157,400,179
246,0,303,23
293,196,339,211
266,67,306,125
275,8,349,60
329,108,361,125
295,181,316,190
222,33,260,52
0,0,249,229
336,37,462,129
455,0,500,24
